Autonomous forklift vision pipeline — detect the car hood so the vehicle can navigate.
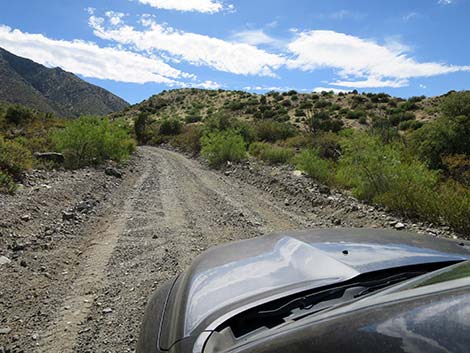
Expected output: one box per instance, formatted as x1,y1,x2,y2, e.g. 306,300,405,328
160,229,470,350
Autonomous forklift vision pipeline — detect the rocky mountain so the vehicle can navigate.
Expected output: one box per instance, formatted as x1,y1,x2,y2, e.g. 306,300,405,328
0,47,129,117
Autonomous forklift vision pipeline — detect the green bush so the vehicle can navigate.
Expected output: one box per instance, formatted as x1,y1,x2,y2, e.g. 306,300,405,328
201,130,246,168
0,137,33,178
441,91,470,117
0,172,17,194
159,119,182,135
336,132,440,218
170,125,204,155
249,142,294,165
293,149,333,184
255,120,296,142
52,116,136,169
308,111,344,134
438,181,470,234
410,115,469,169
4,105,34,125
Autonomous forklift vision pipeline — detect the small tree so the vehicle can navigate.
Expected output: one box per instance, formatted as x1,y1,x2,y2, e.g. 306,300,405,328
134,112,150,144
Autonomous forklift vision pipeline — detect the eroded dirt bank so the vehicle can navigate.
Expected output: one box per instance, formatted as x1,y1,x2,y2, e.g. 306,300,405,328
0,147,460,353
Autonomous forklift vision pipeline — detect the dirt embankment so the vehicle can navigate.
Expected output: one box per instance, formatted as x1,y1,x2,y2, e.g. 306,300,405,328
0,147,461,353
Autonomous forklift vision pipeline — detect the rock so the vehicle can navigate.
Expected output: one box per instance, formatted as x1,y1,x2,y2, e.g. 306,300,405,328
20,260,27,267
33,152,65,164
284,199,290,206
292,170,303,177
224,171,232,176
0,327,11,334
32,333,39,340
0,256,11,266
21,214,31,221
395,222,406,230
105,167,122,178
62,211,75,221
318,185,330,194
102,307,113,314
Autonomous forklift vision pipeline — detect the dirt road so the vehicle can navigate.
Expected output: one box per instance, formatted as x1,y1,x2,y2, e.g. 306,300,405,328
0,147,457,353
1,147,314,353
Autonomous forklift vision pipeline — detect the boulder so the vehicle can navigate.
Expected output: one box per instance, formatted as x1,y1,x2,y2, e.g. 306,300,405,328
105,167,122,178
33,152,65,164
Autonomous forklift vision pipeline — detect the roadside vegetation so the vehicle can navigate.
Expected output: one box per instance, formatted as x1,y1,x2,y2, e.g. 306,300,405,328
133,90,469,234
0,103,136,193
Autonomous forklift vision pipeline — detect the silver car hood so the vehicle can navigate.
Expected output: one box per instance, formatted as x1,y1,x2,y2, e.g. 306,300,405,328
161,229,470,350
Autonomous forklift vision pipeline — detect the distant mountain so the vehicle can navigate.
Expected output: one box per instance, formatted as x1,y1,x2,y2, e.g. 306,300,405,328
0,47,129,117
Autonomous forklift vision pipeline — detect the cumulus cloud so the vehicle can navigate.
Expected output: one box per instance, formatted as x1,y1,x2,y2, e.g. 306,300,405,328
0,25,190,85
230,29,280,47
135,0,229,13
287,30,470,88
89,15,286,76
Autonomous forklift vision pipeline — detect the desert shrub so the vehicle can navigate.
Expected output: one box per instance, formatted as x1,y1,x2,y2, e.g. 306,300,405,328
311,132,342,161
438,181,470,234
314,100,331,109
201,130,246,168
170,125,204,155
294,149,333,184
307,111,344,134
346,110,365,120
0,137,33,178
232,120,258,144
4,105,34,125
410,115,469,169
440,91,470,117
281,135,313,149
249,143,294,164
134,112,150,144
255,120,296,142
159,119,182,135
185,114,202,124
398,120,423,131
52,116,135,169
358,116,368,125
336,132,440,219
442,154,470,186
0,172,17,194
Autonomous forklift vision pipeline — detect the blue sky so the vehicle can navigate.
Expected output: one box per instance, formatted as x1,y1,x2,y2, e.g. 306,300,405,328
0,0,469,104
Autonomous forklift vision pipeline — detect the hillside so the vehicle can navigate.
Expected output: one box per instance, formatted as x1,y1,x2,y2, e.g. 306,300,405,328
0,48,129,117
113,88,443,132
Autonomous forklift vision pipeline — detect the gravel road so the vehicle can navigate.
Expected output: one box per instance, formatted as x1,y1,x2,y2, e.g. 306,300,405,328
1,147,312,353
0,147,459,353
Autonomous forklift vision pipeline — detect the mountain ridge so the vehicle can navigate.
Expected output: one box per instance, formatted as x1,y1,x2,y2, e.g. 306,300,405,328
0,47,129,117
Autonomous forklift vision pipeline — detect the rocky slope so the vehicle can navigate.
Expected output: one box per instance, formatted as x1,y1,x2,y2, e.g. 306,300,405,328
0,47,129,118
113,87,443,130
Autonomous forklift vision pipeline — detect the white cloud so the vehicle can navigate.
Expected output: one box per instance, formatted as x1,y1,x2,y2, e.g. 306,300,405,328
230,29,282,47
89,16,286,76
419,84,427,89
438,0,454,5
105,11,126,26
313,87,350,94
0,25,189,85
135,0,229,13
331,77,408,88
287,30,470,88
402,12,418,21
196,80,221,89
